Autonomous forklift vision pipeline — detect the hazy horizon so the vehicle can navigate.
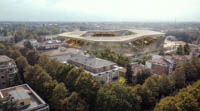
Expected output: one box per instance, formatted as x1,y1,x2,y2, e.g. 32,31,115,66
1,0,200,22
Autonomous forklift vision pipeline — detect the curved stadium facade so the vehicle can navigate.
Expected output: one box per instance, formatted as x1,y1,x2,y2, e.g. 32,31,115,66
59,29,165,56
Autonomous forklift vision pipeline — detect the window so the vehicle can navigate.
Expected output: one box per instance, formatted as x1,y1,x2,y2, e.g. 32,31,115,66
20,102,24,106
112,76,118,80
1,76,4,79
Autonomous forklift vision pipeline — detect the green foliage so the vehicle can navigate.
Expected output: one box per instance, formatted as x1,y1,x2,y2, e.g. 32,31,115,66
184,43,190,55
0,98,19,111
50,82,69,111
125,64,133,84
24,65,56,100
61,92,89,111
158,75,174,97
87,48,130,67
175,92,199,111
119,77,126,85
171,67,186,89
65,68,84,91
75,72,100,109
154,97,177,111
143,75,160,98
155,80,200,111
96,83,142,111
26,50,40,65
176,45,184,55
15,56,29,83
133,69,152,85
0,43,5,54
24,41,33,49
176,44,191,55
159,50,165,56
166,31,200,44
138,55,152,65
2,43,200,111
132,85,156,110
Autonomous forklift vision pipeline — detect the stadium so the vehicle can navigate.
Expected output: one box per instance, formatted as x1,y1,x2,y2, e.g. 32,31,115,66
59,29,165,56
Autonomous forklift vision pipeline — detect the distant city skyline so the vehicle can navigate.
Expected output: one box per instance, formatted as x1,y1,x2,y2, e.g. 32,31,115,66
0,0,200,22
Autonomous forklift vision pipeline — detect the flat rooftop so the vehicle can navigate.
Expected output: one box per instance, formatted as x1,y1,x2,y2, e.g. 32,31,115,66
0,84,49,111
59,29,165,42
0,55,11,63
68,54,116,68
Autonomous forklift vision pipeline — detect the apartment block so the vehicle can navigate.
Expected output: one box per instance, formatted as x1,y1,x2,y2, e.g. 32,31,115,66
0,84,49,111
0,55,18,89
68,54,120,84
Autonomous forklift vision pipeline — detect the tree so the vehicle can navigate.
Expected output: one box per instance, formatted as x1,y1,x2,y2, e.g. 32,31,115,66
24,41,33,49
24,65,55,100
176,45,184,55
175,92,199,111
119,77,126,85
0,43,5,54
183,62,198,83
26,50,40,65
75,72,100,110
0,98,19,111
184,43,190,55
51,82,69,111
96,83,141,111
171,67,186,89
134,69,152,85
143,75,160,98
65,68,83,91
159,50,165,56
15,56,29,83
132,85,156,110
158,75,174,97
61,92,89,111
125,64,133,84
55,64,74,82
154,97,177,111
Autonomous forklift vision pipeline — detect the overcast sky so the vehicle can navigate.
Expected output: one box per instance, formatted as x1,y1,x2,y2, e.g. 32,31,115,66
0,0,200,22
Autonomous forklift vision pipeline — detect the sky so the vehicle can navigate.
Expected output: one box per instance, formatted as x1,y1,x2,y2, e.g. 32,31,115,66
0,0,200,22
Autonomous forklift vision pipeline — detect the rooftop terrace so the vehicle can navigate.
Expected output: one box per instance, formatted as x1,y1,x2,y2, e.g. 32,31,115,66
0,84,49,111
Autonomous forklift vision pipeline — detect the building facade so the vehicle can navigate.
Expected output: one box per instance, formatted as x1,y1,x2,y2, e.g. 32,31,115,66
0,84,49,111
0,55,18,89
68,54,120,84
146,56,174,75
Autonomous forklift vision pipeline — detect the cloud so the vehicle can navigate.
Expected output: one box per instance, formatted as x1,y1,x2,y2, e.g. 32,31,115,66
0,0,200,21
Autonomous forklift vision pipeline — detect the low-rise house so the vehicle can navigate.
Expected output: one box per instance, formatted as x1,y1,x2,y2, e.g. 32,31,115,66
0,55,18,89
67,54,120,84
30,39,64,50
0,84,49,111
38,40,62,50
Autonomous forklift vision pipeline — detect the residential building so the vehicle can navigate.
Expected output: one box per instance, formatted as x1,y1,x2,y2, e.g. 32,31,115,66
38,40,62,50
67,54,120,84
131,63,148,76
0,84,49,111
146,56,174,75
0,55,18,89
29,39,64,50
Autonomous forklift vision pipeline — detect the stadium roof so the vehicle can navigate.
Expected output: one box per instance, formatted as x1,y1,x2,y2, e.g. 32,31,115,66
59,29,165,42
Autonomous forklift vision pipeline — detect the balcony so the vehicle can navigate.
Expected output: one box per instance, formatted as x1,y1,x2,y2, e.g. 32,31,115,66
0,64,17,70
